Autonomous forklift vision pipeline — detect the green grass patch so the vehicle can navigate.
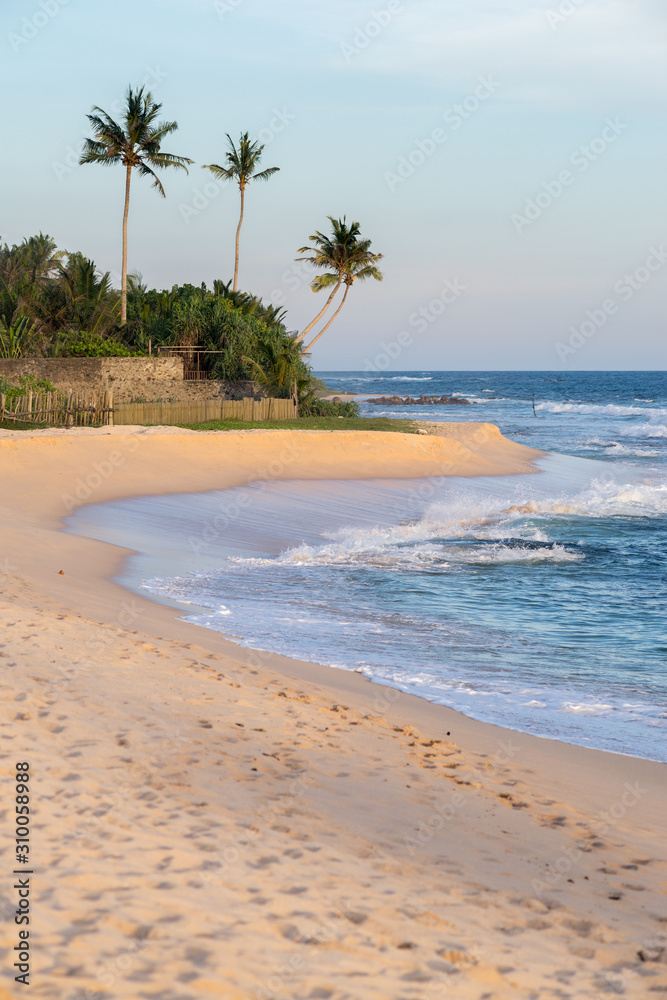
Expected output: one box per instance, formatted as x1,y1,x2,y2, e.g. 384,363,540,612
175,416,419,433
0,418,48,431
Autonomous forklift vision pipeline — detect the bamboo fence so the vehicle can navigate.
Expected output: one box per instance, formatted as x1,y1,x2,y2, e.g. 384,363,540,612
0,391,297,428
113,397,297,425
0,390,114,427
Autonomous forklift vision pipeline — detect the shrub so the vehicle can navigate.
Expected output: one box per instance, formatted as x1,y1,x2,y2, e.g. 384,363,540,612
0,374,58,400
59,331,143,357
301,398,359,418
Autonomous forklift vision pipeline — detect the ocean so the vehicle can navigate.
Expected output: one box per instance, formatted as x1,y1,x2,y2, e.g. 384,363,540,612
68,371,667,762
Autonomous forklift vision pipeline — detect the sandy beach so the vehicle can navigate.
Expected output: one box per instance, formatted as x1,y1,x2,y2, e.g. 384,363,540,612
1,424,666,1000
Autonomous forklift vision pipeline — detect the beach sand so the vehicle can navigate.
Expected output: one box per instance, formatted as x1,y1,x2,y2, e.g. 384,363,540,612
1,425,665,999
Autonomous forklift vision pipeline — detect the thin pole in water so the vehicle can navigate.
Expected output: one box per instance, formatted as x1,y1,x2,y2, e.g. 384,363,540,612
532,394,537,417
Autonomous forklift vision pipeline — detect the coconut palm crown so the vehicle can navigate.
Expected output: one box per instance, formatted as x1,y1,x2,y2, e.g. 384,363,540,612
79,85,193,324
202,133,280,292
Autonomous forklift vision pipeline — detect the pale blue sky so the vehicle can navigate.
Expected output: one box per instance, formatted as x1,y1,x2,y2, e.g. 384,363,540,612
2,0,666,369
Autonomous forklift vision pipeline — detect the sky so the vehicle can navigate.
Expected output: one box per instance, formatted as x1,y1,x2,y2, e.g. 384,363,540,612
1,0,666,370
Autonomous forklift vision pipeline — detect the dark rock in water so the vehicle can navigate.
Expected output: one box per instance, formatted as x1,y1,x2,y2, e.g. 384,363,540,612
370,394,472,406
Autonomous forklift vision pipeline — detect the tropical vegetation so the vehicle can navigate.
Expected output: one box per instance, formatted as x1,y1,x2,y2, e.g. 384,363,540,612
0,234,309,397
1,83,386,414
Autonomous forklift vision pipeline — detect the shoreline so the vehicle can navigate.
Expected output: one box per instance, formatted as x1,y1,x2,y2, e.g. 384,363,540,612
74,455,664,765
2,425,666,997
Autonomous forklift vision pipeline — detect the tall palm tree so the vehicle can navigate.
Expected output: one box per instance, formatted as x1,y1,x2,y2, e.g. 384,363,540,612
79,85,193,324
295,217,383,351
202,133,279,292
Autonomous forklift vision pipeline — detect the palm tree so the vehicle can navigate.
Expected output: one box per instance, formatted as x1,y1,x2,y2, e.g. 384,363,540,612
57,253,120,334
299,252,383,355
243,335,305,406
79,85,193,324
0,317,40,358
296,218,383,353
0,234,65,328
202,133,279,292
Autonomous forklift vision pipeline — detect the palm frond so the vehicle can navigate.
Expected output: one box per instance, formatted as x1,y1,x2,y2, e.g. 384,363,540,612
145,151,193,171
202,163,234,181
135,161,166,196
310,272,340,291
253,166,280,181
79,138,123,165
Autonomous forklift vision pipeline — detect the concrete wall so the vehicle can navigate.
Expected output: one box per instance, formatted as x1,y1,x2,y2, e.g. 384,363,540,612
0,358,263,402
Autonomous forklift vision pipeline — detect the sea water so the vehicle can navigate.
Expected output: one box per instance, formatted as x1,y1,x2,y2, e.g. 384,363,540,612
68,371,667,761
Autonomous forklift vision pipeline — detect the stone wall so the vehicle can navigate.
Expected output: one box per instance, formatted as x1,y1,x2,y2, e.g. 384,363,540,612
0,358,263,403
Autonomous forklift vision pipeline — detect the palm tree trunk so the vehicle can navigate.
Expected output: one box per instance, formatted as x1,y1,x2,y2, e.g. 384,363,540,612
300,283,350,355
121,163,132,325
294,274,343,344
233,183,245,292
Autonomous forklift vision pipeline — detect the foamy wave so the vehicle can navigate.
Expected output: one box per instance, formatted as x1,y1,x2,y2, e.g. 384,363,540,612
235,534,583,571
497,479,667,519
618,422,667,440
537,401,667,419
230,474,666,575
561,702,614,716
441,543,583,565
577,439,660,458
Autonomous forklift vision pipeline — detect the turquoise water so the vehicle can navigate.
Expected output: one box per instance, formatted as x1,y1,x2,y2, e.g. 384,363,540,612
68,372,667,761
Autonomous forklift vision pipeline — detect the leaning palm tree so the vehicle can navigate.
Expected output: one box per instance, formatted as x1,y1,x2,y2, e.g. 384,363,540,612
202,133,279,292
299,252,383,355
296,218,383,353
79,85,193,324
294,216,363,345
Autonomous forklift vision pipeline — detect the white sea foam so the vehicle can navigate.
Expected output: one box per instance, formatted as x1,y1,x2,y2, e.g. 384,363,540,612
235,539,582,570
227,473,666,573
618,422,667,439
577,438,660,458
561,702,614,716
537,401,667,419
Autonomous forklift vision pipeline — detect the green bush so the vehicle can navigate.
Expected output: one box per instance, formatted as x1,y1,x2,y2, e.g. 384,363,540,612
59,331,143,357
0,374,58,399
302,398,359,418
